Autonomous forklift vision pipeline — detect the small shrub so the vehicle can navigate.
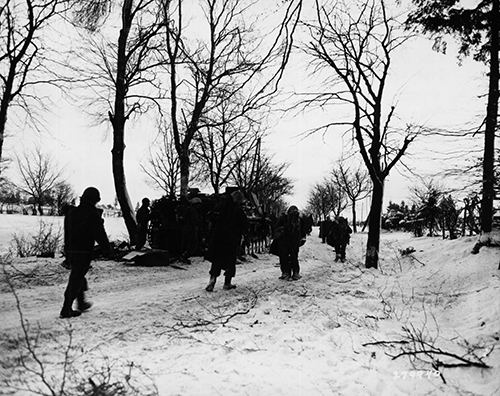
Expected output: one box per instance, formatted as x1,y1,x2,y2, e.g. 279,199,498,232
10,233,38,257
10,220,62,258
33,221,62,257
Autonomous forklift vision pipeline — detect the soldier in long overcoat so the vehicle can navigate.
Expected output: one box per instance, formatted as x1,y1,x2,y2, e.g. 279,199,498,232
205,191,248,291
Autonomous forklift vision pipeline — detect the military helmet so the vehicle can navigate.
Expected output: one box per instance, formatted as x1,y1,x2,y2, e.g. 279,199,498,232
80,187,101,205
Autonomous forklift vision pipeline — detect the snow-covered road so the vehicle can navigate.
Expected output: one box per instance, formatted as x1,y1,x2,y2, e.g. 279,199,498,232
1,229,499,395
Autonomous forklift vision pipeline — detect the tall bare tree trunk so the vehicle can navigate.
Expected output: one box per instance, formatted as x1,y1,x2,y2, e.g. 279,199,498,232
0,88,10,166
351,199,357,233
0,7,32,166
179,149,190,197
110,0,137,244
0,58,18,166
365,179,384,269
481,0,499,234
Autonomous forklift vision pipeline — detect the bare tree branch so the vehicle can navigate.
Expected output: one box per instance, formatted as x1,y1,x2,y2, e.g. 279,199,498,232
303,0,418,268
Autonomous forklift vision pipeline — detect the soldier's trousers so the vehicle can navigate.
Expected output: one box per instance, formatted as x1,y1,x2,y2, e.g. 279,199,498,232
136,224,148,250
279,247,299,276
62,253,91,310
335,243,347,260
209,255,236,278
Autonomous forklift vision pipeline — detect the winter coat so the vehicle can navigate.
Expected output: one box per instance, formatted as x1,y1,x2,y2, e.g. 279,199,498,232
64,204,110,255
326,218,352,247
273,212,307,254
206,196,248,262
319,219,332,239
136,205,150,227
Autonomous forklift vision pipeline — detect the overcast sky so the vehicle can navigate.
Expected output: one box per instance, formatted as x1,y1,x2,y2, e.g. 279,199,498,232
3,1,488,211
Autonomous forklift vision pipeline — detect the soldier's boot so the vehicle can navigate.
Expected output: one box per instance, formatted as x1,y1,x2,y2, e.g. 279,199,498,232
282,273,292,281
223,276,236,290
60,309,81,318
205,276,217,292
76,288,92,311
291,273,301,281
60,299,81,319
77,296,92,312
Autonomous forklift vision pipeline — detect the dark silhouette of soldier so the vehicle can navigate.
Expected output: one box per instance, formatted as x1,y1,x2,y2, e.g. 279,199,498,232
60,187,110,318
303,214,313,235
327,216,352,262
205,190,248,291
319,217,332,243
135,197,151,250
274,205,307,281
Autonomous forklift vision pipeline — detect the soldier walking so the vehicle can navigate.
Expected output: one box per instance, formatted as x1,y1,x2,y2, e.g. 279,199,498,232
60,187,110,318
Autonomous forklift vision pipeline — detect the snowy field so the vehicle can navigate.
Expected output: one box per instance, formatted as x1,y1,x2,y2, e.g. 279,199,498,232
0,214,129,253
0,225,499,396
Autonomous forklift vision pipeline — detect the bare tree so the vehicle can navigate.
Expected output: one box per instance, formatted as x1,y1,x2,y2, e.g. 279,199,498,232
0,0,74,165
306,178,348,221
73,0,167,244
331,159,371,232
15,148,63,215
253,159,294,216
49,180,76,215
141,125,180,197
0,177,19,213
231,146,293,216
304,0,418,268
193,101,264,194
160,0,302,197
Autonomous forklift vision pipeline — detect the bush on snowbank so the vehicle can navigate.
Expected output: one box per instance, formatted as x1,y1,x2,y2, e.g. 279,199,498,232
9,220,62,258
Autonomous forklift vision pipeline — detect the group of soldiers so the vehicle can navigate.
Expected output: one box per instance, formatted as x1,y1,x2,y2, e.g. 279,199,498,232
59,186,349,318
60,187,271,317
141,191,273,262
318,217,353,262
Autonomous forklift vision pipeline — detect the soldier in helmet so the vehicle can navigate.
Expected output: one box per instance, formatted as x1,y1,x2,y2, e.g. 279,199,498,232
327,216,352,262
60,187,111,318
274,205,307,281
135,197,151,250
